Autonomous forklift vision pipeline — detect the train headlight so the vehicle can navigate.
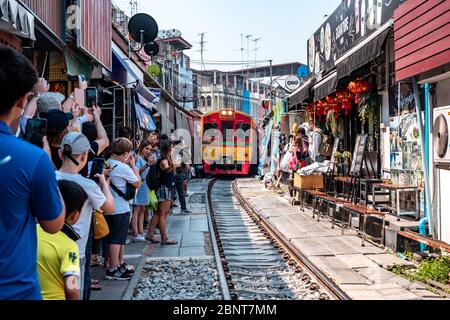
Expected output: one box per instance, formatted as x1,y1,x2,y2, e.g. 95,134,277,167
227,111,234,116
221,111,227,116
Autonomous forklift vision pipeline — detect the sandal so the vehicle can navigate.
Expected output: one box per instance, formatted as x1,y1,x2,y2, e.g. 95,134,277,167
161,239,178,245
145,235,160,244
91,279,102,291
90,259,101,268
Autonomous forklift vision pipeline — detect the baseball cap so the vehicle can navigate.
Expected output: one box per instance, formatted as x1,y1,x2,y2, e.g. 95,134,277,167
37,92,65,114
61,132,95,156
40,109,74,135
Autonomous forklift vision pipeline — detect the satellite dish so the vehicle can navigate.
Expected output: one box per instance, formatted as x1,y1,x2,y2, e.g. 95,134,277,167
144,41,160,56
128,13,159,44
148,64,161,77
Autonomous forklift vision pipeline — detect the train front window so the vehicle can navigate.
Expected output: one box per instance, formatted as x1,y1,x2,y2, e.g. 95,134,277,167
236,122,251,145
221,121,234,143
203,123,218,144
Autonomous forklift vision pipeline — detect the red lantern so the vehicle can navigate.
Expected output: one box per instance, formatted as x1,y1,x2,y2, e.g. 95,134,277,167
326,95,341,118
336,90,355,115
348,78,372,95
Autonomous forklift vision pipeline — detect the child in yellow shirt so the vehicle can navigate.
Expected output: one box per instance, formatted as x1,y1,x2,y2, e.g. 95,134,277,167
37,180,88,300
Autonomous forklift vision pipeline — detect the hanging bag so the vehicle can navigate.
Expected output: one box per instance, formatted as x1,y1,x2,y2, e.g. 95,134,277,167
92,210,110,240
148,190,158,211
280,151,294,173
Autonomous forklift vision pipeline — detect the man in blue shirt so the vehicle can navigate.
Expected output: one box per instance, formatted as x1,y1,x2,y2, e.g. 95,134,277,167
0,45,65,300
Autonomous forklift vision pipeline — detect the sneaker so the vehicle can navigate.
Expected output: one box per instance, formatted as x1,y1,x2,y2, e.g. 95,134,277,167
180,209,192,215
132,235,147,242
121,263,136,273
105,267,132,281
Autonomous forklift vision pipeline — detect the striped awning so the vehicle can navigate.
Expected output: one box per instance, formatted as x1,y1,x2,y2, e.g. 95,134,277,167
0,0,35,40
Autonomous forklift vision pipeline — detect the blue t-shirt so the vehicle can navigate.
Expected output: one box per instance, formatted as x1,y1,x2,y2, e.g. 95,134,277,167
0,121,63,300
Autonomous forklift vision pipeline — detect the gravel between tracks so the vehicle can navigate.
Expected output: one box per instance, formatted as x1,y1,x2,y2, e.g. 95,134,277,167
132,258,223,300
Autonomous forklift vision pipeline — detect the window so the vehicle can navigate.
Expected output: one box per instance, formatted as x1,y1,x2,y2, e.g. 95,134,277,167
206,96,212,107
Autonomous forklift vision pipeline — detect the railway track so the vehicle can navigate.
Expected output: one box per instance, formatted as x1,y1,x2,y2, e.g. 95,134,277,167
207,179,350,301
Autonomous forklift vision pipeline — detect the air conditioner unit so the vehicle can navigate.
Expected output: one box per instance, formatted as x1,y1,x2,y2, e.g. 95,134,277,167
433,106,450,168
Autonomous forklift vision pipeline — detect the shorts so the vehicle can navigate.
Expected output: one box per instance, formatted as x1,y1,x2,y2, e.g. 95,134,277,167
156,185,176,203
104,213,131,245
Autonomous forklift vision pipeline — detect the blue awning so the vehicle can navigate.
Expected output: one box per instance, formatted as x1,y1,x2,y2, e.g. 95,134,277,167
112,46,141,82
134,93,157,132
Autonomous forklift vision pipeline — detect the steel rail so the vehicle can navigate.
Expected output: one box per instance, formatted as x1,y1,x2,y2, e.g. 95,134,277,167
206,178,232,300
231,180,351,301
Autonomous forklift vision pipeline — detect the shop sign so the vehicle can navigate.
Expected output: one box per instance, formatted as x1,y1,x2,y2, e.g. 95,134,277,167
285,75,301,92
307,0,406,76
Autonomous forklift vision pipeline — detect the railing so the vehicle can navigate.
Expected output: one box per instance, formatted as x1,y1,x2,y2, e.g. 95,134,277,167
111,4,129,41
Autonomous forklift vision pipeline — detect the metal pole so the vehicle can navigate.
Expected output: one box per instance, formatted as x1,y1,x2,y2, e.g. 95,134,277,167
412,78,434,238
269,60,273,115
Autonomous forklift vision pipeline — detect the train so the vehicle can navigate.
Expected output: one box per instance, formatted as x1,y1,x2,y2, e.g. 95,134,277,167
201,109,258,176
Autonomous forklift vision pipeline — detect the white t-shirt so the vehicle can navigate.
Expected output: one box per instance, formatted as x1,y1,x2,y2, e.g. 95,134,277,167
56,171,106,259
109,160,140,215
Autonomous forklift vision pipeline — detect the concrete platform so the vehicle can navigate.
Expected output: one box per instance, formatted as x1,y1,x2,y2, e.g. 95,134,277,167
92,179,213,300
236,178,442,301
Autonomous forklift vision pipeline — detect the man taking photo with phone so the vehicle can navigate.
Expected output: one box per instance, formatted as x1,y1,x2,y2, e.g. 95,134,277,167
0,45,66,300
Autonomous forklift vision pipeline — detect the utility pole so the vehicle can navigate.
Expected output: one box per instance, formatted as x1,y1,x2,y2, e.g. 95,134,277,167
129,0,138,16
198,32,207,71
269,59,273,113
241,34,244,77
245,34,252,77
253,38,262,79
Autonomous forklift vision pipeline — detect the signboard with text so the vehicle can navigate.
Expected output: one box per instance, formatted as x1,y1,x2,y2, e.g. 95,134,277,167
307,0,407,76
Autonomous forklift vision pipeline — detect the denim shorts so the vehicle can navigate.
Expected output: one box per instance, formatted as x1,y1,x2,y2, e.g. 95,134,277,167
104,213,131,245
156,185,176,203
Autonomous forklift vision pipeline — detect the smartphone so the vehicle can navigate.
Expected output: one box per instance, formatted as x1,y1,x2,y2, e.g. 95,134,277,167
85,87,98,107
89,158,105,183
24,119,48,148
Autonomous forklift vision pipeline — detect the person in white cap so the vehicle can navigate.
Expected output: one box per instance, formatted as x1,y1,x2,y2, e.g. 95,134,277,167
55,132,115,297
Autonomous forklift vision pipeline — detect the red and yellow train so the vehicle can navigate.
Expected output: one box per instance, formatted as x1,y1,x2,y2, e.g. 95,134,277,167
201,109,258,176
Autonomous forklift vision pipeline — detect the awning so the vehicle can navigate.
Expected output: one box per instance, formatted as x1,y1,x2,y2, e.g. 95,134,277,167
64,46,94,79
135,84,156,106
134,93,157,132
288,78,312,110
112,43,143,83
0,0,35,40
337,28,390,79
314,71,338,101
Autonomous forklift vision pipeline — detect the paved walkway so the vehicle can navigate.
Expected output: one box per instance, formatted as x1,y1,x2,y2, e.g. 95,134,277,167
236,178,442,300
91,179,212,300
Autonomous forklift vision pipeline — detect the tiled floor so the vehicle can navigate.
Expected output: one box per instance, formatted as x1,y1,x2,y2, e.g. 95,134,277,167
236,178,443,301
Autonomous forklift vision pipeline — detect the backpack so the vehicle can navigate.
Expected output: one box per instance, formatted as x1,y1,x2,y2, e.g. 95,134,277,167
146,160,162,191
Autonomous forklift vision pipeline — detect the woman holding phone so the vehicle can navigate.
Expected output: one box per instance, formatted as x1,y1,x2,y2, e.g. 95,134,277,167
131,139,155,242
146,140,177,245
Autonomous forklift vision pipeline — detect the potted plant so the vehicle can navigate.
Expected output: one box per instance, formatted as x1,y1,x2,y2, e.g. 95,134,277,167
342,152,352,176
358,92,380,139
342,152,352,163
333,151,342,163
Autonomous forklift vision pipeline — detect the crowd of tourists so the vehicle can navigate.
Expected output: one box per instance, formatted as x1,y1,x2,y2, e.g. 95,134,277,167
0,45,191,300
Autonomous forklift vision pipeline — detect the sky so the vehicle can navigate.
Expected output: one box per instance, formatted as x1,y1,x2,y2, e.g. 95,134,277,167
113,0,341,71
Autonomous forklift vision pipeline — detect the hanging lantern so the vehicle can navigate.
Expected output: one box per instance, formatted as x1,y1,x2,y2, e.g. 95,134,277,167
336,90,355,115
326,95,341,118
348,78,372,95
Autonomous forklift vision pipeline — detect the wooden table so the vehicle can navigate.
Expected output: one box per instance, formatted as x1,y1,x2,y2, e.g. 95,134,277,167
372,183,421,220
342,204,386,246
